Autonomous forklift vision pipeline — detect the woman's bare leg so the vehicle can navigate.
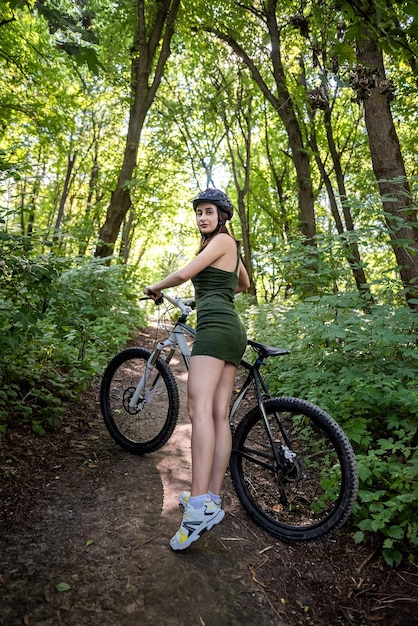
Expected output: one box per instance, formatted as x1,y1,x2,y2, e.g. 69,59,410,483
187,355,226,496
209,362,236,496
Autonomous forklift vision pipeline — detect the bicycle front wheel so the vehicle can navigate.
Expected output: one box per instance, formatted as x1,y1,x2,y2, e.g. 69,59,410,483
100,347,179,455
230,397,358,542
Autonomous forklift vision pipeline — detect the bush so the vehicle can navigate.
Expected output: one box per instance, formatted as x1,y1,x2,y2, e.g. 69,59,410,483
0,237,147,435
241,292,418,566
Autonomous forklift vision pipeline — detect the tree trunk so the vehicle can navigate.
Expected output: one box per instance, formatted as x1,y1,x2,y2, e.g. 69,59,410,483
25,163,44,250
265,0,316,243
119,210,136,264
78,146,100,256
322,107,373,301
356,32,418,309
264,108,290,240
53,151,77,243
301,42,373,302
95,0,181,259
217,81,255,296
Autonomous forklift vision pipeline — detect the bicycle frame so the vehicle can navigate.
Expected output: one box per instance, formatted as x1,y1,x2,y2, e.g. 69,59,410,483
229,356,271,422
128,295,195,409
130,293,293,472
230,355,295,473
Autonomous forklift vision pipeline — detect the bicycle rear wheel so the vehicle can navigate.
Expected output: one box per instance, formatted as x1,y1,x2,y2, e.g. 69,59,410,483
100,347,179,454
230,397,358,541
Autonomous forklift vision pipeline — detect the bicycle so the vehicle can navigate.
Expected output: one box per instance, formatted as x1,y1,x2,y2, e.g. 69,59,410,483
100,293,359,542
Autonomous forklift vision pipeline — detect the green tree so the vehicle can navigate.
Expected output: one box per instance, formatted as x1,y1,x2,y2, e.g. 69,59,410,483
355,32,418,308
203,1,317,247
95,0,181,259
294,14,373,301
338,0,418,307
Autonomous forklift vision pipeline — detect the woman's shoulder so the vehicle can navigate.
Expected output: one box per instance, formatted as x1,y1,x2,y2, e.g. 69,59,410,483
210,232,236,249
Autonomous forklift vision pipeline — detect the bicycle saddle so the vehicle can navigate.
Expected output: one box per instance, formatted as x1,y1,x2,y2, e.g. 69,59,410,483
247,339,290,358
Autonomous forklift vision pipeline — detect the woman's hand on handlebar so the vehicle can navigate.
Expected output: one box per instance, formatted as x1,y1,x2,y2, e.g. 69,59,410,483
143,286,162,301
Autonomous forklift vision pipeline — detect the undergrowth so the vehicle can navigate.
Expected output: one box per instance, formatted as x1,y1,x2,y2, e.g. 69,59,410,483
238,292,418,567
0,236,146,436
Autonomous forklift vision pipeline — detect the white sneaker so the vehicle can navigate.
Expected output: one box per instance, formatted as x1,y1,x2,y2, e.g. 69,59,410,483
179,491,222,508
170,500,225,551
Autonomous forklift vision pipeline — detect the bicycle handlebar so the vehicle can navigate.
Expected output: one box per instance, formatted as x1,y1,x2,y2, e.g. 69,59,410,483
142,292,195,316
163,293,195,314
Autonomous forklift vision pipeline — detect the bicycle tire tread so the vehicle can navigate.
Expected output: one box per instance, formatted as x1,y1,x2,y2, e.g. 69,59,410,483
100,347,179,455
230,396,358,542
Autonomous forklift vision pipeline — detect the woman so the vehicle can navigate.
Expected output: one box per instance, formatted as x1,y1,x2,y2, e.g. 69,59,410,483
144,188,250,551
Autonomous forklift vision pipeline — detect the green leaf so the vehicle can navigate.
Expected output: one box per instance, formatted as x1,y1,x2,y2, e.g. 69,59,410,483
31,421,46,436
382,548,403,567
353,530,364,544
55,582,71,592
396,493,417,503
357,465,372,482
386,526,405,540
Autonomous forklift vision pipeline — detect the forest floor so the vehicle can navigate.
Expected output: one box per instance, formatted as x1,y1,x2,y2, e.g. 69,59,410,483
1,328,417,626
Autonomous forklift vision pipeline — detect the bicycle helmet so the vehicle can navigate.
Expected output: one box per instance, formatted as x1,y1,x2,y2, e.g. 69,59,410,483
192,188,234,220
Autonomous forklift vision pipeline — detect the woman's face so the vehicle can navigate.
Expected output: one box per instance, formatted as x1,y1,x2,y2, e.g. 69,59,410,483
195,202,218,235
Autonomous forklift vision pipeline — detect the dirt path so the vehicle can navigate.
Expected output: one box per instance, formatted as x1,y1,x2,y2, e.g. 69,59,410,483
1,330,417,626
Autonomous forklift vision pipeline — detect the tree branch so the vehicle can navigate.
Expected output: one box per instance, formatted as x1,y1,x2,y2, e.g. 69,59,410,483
202,26,279,112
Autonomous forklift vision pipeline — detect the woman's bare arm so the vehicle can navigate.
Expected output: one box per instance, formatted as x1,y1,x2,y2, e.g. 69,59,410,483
145,234,234,298
236,259,250,293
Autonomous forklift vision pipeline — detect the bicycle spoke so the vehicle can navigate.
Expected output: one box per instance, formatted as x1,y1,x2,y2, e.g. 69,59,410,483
249,416,340,522
101,348,179,454
231,397,358,541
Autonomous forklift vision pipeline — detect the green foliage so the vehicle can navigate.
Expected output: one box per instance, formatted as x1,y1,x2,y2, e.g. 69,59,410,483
241,292,418,565
0,235,146,435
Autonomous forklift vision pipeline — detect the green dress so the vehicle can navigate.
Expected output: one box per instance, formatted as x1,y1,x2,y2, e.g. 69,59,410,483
191,259,247,367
